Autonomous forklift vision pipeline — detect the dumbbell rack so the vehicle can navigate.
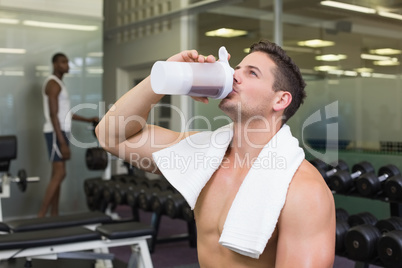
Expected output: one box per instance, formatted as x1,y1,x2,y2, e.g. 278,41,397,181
333,191,402,217
333,190,402,268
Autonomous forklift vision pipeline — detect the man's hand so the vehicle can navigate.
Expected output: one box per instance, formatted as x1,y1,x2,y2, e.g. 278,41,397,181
167,50,218,104
60,143,71,160
167,50,216,64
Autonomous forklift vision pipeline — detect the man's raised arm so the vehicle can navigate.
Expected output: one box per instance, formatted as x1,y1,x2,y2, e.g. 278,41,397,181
95,50,215,172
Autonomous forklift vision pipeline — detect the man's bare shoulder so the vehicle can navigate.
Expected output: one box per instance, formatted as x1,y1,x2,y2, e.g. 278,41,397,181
285,159,335,215
292,159,331,192
45,79,61,96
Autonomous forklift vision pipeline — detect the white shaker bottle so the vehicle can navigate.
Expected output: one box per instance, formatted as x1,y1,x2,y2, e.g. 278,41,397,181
150,46,234,99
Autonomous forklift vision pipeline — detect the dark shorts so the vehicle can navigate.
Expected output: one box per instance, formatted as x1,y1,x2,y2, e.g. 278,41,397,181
44,131,70,162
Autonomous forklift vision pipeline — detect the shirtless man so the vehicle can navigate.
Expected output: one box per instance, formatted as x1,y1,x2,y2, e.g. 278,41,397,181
96,40,336,267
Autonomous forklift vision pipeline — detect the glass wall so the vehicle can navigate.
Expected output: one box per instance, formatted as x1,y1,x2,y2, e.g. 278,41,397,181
0,8,103,219
190,0,402,219
104,0,402,219
193,0,402,154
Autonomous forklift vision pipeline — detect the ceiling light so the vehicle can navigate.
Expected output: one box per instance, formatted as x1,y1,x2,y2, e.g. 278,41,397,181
282,46,317,54
205,28,248,38
0,18,19,24
86,67,104,74
369,48,401,55
297,39,335,48
35,66,50,71
361,54,391,61
327,70,344,75
2,70,24,76
371,73,397,79
23,20,98,31
360,72,372,77
0,48,26,54
354,67,373,73
314,65,339,71
373,59,400,66
343,70,358,76
378,11,402,21
315,54,347,61
320,1,376,14
327,69,357,76
243,48,250,53
87,52,103,57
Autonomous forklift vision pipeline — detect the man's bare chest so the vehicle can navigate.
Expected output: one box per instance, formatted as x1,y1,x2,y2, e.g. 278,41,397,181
194,166,247,234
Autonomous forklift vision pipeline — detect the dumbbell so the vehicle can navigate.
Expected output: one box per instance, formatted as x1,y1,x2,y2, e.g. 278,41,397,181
86,195,101,211
348,212,378,227
345,216,402,262
90,178,107,201
151,178,175,193
164,193,189,219
112,181,129,205
102,180,119,205
356,164,400,197
14,169,39,192
126,175,151,188
126,180,150,208
384,175,402,202
328,161,374,193
84,177,103,197
86,147,108,170
377,230,402,267
375,217,402,234
345,223,382,261
310,159,349,183
137,186,175,212
336,208,349,222
336,219,349,254
182,203,194,222
0,169,39,192
150,191,174,215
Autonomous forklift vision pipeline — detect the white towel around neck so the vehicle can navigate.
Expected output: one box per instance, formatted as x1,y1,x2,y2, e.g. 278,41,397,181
152,123,305,259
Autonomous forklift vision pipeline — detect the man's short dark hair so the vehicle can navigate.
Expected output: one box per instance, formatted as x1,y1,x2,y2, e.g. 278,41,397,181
52,53,67,64
249,40,307,124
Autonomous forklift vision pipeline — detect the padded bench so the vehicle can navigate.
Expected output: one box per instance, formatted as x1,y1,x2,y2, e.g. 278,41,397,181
5,211,112,232
0,221,154,268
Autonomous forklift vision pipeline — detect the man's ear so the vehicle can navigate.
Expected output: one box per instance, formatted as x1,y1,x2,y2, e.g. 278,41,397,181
273,91,292,112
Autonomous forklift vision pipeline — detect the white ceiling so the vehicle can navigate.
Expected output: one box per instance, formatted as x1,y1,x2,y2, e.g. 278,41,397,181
0,0,103,19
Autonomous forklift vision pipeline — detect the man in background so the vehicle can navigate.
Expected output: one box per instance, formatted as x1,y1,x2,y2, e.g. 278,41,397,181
40,53,98,217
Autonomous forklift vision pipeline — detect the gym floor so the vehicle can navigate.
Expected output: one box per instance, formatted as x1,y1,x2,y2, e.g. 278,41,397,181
0,206,383,268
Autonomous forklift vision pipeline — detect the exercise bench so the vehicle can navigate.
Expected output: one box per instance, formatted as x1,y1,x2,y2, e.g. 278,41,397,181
0,221,154,268
4,211,113,233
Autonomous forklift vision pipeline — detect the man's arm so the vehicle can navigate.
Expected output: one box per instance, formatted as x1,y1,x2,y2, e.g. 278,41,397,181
72,114,99,123
95,50,215,173
275,160,336,268
46,80,70,160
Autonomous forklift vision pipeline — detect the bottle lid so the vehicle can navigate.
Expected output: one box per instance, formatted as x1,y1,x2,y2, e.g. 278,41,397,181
215,46,234,99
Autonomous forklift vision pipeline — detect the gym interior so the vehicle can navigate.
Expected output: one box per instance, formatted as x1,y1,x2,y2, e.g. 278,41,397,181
0,0,402,267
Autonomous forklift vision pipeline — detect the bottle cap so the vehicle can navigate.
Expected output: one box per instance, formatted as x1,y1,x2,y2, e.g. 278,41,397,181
215,46,234,99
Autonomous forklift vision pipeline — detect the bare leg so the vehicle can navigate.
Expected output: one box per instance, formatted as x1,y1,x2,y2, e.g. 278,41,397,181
50,186,61,216
38,161,66,217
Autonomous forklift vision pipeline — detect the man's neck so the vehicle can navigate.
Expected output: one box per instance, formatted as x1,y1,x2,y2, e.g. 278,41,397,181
53,72,63,80
229,119,282,160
